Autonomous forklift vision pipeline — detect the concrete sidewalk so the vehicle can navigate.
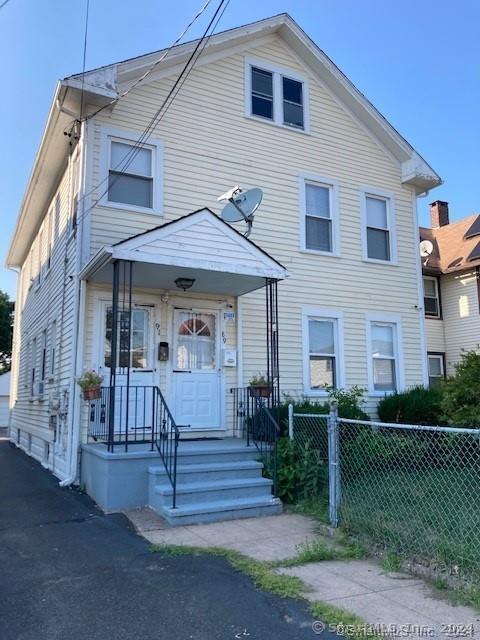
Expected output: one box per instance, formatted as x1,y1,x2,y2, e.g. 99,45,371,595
128,508,480,639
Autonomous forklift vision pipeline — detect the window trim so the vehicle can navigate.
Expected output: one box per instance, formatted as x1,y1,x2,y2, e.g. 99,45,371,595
360,187,397,265
302,307,344,395
299,173,340,256
244,57,310,133
99,127,164,216
423,275,442,319
427,351,446,386
365,312,404,396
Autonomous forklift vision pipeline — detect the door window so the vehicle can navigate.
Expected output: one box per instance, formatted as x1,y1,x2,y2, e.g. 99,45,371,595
104,307,150,369
175,311,216,370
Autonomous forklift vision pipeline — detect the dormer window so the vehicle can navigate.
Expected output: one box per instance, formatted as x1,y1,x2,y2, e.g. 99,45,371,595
246,58,309,132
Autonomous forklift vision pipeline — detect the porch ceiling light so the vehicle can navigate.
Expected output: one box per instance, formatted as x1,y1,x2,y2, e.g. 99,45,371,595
175,277,195,291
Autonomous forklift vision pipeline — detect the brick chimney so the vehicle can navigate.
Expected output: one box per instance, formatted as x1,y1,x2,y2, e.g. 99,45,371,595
430,201,449,228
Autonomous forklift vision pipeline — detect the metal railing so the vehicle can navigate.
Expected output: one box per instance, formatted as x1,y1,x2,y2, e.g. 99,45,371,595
154,386,180,509
87,385,179,508
230,386,281,496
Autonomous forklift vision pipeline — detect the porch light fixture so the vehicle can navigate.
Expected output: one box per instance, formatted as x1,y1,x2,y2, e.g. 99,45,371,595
175,277,195,291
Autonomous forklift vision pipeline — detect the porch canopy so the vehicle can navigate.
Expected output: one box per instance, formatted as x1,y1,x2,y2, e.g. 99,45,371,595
80,208,288,295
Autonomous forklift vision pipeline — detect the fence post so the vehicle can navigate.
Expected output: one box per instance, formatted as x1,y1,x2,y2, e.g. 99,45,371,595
328,401,340,527
288,404,294,441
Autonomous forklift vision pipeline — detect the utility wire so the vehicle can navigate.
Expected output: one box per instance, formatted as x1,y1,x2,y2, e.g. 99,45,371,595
79,0,90,122
0,0,12,10
75,0,230,226
84,0,214,122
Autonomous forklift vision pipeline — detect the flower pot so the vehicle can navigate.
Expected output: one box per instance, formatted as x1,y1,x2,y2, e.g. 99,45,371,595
248,385,271,398
83,386,101,401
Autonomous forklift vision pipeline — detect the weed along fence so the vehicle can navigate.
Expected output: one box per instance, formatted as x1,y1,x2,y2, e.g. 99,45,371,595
288,404,480,580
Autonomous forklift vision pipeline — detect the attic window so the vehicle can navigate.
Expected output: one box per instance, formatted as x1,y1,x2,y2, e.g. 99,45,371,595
246,58,309,132
464,216,480,240
467,242,480,262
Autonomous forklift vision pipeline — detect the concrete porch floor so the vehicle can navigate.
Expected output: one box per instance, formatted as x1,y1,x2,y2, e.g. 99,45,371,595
127,507,480,638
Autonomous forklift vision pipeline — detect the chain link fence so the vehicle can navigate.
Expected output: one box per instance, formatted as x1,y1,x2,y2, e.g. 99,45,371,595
290,407,480,580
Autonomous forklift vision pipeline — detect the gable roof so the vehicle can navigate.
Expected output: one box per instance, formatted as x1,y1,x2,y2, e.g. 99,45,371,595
420,214,480,275
7,13,441,267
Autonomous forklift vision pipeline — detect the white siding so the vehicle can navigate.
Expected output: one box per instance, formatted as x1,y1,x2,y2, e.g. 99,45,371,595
441,271,480,374
9,156,80,479
82,35,424,416
425,318,446,353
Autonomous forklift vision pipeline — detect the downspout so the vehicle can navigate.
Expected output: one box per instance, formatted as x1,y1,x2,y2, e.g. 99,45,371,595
59,119,89,487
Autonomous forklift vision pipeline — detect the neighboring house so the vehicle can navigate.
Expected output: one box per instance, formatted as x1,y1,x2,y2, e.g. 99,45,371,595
0,371,11,434
6,14,440,524
421,201,480,384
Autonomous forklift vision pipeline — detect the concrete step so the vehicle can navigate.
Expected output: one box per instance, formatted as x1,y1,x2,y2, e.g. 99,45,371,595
152,476,273,508
148,459,264,485
160,495,283,526
174,445,261,465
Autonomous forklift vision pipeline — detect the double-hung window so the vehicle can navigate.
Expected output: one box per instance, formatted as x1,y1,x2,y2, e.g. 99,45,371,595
423,276,441,318
362,190,395,263
301,177,338,254
102,129,163,214
247,59,308,131
369,320,399,393
303,309,343,392
428,353,445,387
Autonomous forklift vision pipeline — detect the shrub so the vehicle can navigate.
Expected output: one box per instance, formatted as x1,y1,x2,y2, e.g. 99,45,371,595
377,385,444,426
275,437,328,504
441,350,480,428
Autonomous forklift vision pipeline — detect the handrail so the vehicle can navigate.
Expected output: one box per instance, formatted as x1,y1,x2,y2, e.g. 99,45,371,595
154,386,180,509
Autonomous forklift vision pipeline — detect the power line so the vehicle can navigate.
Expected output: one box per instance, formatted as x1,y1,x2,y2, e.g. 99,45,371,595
84,0,214,122
75,0,230,226
79,0,90,122
0,0,12,10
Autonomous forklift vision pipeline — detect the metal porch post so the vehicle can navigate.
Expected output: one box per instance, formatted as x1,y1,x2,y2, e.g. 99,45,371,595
108,260,120,452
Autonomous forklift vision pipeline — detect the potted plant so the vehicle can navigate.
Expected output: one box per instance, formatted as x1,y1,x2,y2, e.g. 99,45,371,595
248,373,271,398
77,369,104,401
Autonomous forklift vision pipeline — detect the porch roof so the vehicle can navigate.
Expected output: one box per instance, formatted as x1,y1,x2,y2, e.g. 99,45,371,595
80,208,289,296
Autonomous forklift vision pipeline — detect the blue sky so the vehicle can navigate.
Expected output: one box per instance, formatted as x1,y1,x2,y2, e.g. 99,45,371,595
1,0,479,298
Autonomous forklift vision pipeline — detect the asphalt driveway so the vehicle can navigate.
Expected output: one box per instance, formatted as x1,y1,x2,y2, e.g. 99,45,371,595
0,440,332,640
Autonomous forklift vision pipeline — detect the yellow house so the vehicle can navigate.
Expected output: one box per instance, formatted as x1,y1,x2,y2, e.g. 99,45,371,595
6,14,440,524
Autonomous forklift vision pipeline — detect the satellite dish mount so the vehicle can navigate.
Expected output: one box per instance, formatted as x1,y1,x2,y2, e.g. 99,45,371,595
218,186,263,238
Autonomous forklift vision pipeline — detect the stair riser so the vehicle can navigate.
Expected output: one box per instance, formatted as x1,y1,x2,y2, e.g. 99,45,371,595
152,483,273,509
174,450,260,465
148,466,262,489
162,502,282,526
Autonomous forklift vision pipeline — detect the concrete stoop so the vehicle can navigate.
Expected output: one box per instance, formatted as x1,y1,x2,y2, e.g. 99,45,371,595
148,440,282,526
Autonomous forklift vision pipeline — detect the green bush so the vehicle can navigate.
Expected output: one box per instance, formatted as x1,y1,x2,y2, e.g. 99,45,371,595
275,437,328,504
377,385,444,426
441,350,480,427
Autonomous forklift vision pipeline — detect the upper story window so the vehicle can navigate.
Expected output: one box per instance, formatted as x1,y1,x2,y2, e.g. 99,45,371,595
246,58,309,132
423,276,441,318
100,128,164,215
361,189,396,264
300,175,339,255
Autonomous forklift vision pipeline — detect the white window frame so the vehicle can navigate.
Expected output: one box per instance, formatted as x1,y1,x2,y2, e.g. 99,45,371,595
365,312,404,396
360,187,397,265
299,173,340,256
423,276,441,318
99,127,164,216
244,57,310,133
302,307,344,395
427,353,445,386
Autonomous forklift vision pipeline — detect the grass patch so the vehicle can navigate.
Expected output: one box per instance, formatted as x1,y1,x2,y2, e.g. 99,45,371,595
381,553,402,573
277,536,365,568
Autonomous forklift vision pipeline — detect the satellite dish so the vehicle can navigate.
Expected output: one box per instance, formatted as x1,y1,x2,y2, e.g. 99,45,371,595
219,187,263,237
420,240,434,258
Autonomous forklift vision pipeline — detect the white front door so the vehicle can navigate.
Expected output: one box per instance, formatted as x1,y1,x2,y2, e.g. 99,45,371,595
102,303,156,432
172,309,221,429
